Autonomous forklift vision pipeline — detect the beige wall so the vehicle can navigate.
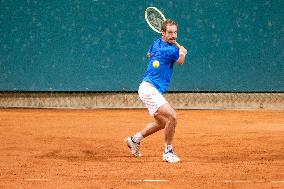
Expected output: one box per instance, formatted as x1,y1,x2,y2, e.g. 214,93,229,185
0,92,283,110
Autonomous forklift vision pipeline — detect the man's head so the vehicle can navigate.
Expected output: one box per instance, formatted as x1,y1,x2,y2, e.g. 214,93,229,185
161,19,178,44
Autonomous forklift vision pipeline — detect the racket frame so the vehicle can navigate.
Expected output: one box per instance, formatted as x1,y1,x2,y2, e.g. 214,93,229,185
145,6,181,48
145,7,166,33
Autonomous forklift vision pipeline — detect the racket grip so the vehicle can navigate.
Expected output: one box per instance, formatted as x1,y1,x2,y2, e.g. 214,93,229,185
174,41,181,49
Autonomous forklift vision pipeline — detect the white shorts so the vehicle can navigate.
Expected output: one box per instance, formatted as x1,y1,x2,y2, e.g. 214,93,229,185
138,81,168,116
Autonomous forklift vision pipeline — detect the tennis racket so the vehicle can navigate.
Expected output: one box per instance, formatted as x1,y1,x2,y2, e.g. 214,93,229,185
145,7,181,49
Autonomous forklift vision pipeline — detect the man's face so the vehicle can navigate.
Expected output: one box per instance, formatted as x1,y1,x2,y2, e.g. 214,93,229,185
162,24,178,44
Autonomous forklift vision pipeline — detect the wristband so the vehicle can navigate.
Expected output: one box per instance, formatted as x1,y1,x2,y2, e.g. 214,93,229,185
179,52,186,56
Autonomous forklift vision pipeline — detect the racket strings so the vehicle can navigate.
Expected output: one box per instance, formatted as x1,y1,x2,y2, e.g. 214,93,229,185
145,8,165,33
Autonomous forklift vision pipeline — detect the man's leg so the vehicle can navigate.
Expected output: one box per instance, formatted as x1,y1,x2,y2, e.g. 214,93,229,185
156,103,180,163
156,103,177,145
140,113,167,138
125,113,167,157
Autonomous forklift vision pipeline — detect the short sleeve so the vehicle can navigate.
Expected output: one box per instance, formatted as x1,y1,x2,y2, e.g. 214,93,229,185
148,46,152,54
172,47,179,62
148,42,154,54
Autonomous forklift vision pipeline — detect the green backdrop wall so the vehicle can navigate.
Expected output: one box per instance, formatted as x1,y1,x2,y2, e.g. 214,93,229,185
1,0,283,92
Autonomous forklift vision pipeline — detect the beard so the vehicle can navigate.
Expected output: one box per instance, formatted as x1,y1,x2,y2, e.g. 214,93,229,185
167,38,176,44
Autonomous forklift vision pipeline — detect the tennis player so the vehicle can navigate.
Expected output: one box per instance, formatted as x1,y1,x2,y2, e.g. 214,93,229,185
125,19,187,163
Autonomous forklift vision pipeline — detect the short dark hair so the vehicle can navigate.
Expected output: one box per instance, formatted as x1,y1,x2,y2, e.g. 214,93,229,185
161,19,178,32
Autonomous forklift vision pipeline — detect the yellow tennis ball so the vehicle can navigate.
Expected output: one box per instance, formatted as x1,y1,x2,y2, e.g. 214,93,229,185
152,60,160,68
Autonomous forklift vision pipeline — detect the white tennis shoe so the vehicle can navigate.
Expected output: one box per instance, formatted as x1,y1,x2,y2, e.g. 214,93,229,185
125,137,142,157
162,150,180,163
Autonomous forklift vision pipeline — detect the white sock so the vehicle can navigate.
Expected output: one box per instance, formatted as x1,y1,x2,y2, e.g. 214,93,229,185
132,132,143,143
165,143,173,153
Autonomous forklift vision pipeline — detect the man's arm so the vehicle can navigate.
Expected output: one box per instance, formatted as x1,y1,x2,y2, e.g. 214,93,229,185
176,46,187,65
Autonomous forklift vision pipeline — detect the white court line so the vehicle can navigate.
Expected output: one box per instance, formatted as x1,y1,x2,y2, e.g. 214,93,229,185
26,179,50,181
144,180,168,182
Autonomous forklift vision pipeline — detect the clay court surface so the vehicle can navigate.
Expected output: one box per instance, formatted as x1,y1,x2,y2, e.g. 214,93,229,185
0,108,283,188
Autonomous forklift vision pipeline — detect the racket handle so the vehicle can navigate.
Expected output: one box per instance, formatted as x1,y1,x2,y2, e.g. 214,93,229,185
174,41,181,49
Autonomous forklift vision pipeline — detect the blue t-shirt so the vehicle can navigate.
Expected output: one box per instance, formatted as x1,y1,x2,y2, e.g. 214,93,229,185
143,38,179,94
